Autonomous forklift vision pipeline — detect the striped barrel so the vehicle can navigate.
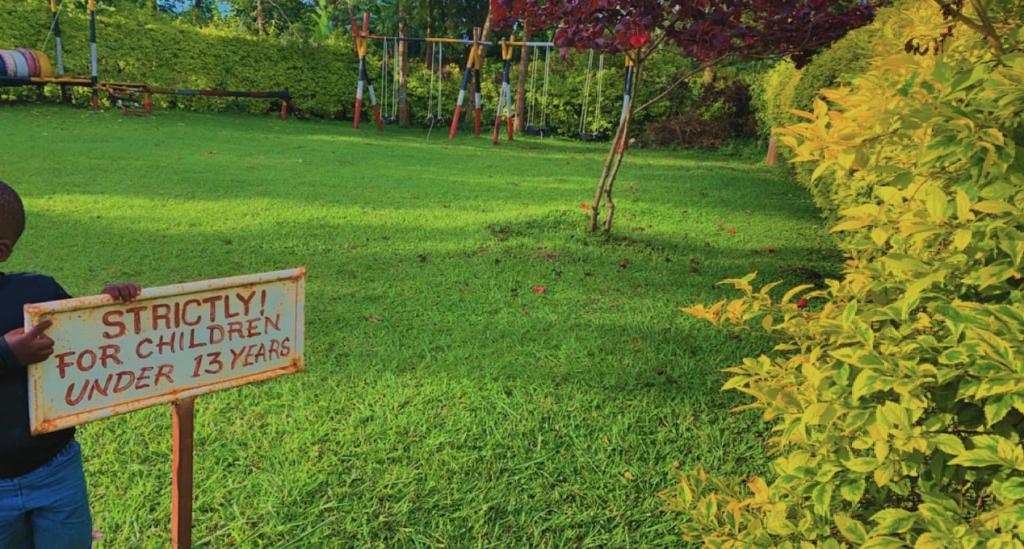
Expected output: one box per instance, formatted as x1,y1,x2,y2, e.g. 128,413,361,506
0,49,55,80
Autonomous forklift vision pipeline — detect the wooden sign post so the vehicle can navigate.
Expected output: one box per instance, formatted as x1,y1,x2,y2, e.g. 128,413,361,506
24,268,306,549
172,397,195,549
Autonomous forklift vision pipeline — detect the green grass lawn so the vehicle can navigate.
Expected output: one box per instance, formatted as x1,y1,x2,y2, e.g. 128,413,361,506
1,105,839,547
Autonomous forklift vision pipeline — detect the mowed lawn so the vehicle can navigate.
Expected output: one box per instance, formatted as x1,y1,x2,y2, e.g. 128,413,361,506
1,106,839,547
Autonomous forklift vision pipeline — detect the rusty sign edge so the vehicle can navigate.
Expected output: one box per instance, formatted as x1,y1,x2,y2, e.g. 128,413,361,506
24,268,306,317
25,268,306,435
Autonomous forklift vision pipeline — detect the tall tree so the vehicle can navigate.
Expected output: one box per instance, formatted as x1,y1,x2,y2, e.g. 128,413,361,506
513,24,530,132
494,0,878,234
255,0,265,34
425,0,434,70
398,1,411,126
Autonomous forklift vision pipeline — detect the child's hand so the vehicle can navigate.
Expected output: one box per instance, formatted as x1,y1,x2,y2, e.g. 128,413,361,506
4,321,54,366
102,283,142,302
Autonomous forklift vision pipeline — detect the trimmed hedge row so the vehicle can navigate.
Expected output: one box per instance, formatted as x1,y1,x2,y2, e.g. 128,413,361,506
0,1,358,117
1,1,764,142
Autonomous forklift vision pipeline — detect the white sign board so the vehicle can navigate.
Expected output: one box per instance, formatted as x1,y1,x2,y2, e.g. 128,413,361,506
25,269,305,435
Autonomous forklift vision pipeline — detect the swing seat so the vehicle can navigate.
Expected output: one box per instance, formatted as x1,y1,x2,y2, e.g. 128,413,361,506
382,115,398,125
525,124,549,136
579,132,609,142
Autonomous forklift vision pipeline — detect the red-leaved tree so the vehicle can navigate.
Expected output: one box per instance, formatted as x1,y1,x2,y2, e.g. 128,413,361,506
492,0,879,234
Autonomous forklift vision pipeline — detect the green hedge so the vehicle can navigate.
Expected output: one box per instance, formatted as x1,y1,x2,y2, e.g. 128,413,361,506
1,1,767,142
0,1,356,117
0,1,629,133
754,9,883,212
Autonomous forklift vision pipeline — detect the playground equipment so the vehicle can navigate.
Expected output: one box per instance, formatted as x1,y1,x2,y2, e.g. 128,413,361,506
0,0,294,119
523,45,551,137
350,12,557,143
449,24,489,140
0,49,54,80
578,50,608,141
425,42,446,130
351,13,384,131
491,40,516,144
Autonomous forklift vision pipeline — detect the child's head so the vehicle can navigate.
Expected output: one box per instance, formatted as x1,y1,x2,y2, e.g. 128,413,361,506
0,181,26,262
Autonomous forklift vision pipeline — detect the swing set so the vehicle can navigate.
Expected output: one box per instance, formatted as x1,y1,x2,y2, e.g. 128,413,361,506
348,12,617,144
350,12,552,142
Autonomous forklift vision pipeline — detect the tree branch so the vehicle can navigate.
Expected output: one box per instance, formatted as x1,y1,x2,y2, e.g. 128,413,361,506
931,0,1004,55
634,55,725,114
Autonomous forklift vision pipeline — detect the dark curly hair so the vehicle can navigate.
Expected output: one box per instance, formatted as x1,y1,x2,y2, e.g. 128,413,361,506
0,181,26,242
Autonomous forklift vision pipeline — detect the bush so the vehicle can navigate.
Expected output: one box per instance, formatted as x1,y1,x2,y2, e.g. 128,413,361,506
0,1,361,117
754,58,801,137
0,1,768,144
666,0,1024,546
787,31,873,126
641,80,757,149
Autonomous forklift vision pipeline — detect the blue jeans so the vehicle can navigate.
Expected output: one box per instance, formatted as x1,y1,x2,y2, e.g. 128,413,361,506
0,440,92,549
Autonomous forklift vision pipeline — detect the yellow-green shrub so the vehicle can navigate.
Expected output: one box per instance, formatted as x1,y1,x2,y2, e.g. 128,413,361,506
754,58,801,137
665,1,1024,546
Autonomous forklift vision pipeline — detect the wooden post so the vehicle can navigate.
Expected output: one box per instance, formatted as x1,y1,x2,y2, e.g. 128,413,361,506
766,134,779,165
171,397,195,549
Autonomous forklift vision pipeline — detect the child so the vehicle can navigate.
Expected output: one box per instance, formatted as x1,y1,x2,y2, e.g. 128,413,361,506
0,181,140,548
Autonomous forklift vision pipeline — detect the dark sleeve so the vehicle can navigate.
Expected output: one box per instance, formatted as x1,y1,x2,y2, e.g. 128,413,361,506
50,278,72,300
0,336,17,369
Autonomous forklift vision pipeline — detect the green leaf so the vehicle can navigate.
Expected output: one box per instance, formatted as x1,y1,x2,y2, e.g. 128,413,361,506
985,396,1014,426
843,301,859,325
949,447,1002,468
831,217,873,232
835,514,867,544
878,401,911,431
972,200,1017,215
992,478,1024,503
932,434,965,455
853,370,882,399
811,161,832,183
812,482,834,517
845,457,879,473
840,478,866,503
870,508,916,535
862,536,907,549
875,186,902,204
803,402,834,426
925,187,947,220
938,347,968,365
765,509,795,536
955,189,974,220
882,254,930,275
952,229,971,250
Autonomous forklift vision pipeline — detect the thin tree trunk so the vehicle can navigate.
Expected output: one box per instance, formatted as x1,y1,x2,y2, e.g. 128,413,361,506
589,61,641,234
255,0,266,35
193,0,202,23
425,0,434,70
514,25,531,132
398,11,410,127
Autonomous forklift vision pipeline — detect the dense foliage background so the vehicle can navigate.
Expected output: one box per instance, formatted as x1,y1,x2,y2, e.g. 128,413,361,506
0,0,762,143
668,0,1024,545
